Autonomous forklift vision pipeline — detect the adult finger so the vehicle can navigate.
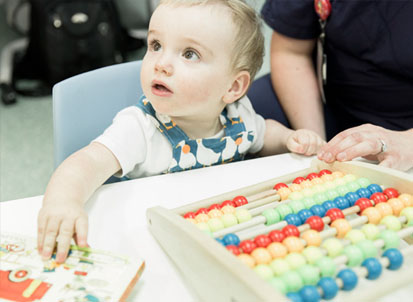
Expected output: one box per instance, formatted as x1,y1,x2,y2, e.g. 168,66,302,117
41,218,61,260
335,140,382,162
55,219,75,263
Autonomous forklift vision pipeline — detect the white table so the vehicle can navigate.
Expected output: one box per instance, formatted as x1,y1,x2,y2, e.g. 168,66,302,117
1,154,412,301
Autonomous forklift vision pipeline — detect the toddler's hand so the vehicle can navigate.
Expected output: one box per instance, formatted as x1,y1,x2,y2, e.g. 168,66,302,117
37,202,88,263
286,129,326,156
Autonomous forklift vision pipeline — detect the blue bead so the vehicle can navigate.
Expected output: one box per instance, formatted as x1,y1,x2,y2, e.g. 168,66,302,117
362,258,382,280
333,196,350,210
318,277,338,300
215,238,225,246
383,248,404,270
285,213,302,226
310,205,326,217
344,192,359,206
367,184,382,194
298,209,313,224
286,292,303,302
222,233,240,246
356,188,371,199
299,285,321,302
337,269,358,291
322,200,337,212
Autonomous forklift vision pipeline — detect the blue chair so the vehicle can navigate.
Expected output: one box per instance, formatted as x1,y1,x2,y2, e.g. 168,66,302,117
52,60,143,178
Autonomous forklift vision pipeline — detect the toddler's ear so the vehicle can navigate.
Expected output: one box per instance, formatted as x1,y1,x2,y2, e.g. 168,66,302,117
222,71,250,104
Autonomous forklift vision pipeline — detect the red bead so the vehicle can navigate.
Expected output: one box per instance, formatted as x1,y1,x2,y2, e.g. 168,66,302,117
355,198,373,213
233,195,248,207
318,169,332,176
183,212,196,219
226,245,240,256
268,230,286,242
325,208,344,222
221,200,236,207
383,188,399,199
293,177,306,184
370,192,388,204
239,240,257,254
207,203,221,211
306,173,319,180
254,234,272,248
282,225,300,237
305,215,325,232
274,183,288,190
195,208,208,216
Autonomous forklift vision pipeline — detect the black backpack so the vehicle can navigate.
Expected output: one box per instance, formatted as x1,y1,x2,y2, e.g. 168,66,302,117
11,0,141,97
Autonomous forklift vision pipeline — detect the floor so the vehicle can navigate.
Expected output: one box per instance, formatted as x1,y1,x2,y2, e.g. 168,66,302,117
0,0,271,202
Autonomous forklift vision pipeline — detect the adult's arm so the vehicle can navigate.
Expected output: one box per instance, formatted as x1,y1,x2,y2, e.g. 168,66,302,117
270,30,326,139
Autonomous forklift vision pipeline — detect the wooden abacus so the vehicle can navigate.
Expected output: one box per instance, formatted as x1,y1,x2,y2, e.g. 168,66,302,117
146,159,413,302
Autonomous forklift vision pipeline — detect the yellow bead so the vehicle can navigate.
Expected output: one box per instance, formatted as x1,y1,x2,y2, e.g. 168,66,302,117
331,171,345,179
362,207,382,224
208,209,223,219
321,174,334,182
387,198,405,216
311,178,324,186
267,242,288,259
185,218,197,224
251,247,272,265
282,236,304,253
195,213,209,223
278,187,292,200
300,180,313,189
289,183,302,192
375,202,393,218
221,205,236,214
301,230,322,247
237,253,256,268
330,218,352,238
399,193,413,207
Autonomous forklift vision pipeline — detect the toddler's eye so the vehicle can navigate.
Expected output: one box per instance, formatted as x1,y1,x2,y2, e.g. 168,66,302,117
183,49,200,61
150,40,161,52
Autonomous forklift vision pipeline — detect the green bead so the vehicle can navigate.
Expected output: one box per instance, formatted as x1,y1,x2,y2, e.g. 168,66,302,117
302,197,316,209
297,264,320,285
207,218,225,232
288,200,306,214
380,215,402,231
323,181,336,191
301,188,314,197
357,177,371,188
401,207,413,225
357,240,378,258
336,185,351,197
285,252,307,270
316,257,336,277
281,271,304,292
270,259,291,276
343,245,364,267
302,246,324,264
275,204,293,220
269,277,287,294
326,189,339,201
345,229,366,244
333,178,346,187
379,230,400,249
343,174,357,183
361,224,380,240
262,209,281,226
313,192,328,205
235,208,252,224
254,264,274,280
220,213,238,227
322,238,343,257
347,181,361,192
289,191,304,201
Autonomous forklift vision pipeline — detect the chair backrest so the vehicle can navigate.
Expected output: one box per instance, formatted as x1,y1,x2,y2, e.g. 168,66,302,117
53,60,142,168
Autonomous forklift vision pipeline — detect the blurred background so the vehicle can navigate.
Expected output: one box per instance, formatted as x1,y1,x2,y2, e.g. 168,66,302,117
0,0,271,202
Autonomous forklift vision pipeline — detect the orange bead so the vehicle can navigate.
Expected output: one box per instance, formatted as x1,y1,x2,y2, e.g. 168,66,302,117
362,207,382,224
375,202,393,218
221,205,236,214
321,174,334,182
289,183,302,192
266,242,288,259
282,236,304,253
387,198,405,216
278,187,292,200
330,218,352,238
399,193,413,207
251,247,272,265
195,213,209,223
208,209,223,219
237,253,256,268
331,171,345,179
301,230,322,247
300,180,313,189
311,178,324,186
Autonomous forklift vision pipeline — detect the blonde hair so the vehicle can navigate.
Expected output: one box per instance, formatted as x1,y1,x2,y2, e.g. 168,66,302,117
158,0,265,83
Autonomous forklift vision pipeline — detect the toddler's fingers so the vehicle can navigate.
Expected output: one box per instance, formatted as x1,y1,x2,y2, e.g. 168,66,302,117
287,137,304,154
75,216,89,247
37,214,47,253
42,218,61,260
55,220,75,263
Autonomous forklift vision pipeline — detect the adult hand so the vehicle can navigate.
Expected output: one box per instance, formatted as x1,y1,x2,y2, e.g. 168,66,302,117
317,124,413,171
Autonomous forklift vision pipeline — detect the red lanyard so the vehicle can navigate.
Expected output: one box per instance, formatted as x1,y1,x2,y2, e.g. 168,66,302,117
314,0,332,21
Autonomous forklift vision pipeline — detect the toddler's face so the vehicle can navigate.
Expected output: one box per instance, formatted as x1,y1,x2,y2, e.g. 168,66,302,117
141,3,237,123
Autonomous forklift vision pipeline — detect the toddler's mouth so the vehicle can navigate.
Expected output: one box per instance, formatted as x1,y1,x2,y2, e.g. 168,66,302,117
153,84,171,93
151,80,173,96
